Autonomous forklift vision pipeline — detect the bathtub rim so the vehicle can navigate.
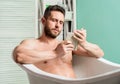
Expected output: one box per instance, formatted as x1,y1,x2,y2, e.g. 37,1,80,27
17,57,120,83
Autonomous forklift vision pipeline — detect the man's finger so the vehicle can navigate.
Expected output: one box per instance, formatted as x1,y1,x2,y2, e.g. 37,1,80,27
63,40,72,45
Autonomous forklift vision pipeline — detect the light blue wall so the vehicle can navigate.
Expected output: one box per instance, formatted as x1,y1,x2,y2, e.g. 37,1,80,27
76,0,120,63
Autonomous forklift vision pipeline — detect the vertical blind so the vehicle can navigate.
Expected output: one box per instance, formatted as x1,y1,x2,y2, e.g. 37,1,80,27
0,0,36,84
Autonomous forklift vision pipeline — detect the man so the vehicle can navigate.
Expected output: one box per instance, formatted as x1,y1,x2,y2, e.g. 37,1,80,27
13,5,104,78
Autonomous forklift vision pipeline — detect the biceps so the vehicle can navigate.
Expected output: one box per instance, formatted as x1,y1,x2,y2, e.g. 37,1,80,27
14,48,40,63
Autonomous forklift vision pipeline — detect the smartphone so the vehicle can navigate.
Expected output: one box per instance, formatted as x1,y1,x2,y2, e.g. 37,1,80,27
65,32,78,50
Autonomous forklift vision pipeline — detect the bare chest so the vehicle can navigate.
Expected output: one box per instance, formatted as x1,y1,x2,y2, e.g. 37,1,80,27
34,41,72,63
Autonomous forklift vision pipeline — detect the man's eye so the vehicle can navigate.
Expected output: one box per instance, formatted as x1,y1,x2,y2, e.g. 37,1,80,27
60,21,63,25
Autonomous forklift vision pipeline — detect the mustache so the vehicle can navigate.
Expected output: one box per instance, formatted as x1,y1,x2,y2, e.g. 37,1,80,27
52,29,60,32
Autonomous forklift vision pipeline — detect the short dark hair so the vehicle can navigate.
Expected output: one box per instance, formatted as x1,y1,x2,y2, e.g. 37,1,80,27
43,5,65,19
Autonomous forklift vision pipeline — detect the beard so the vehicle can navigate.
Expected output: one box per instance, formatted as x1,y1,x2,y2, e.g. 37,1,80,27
44,26,61,38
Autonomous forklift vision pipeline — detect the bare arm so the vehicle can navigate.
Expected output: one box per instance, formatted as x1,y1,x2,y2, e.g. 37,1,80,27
13,39,74,64
13,40,57,64
73,41,104,58
72,29,104,58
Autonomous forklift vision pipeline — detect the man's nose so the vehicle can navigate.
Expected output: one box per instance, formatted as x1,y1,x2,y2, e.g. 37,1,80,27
55,22,60,28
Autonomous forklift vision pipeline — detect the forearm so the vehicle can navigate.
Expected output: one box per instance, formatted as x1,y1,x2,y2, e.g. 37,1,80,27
13,47,57,64
80,41,104,58
73,29,104,58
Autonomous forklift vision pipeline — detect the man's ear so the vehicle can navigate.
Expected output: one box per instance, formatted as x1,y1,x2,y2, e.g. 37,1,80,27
41,17,46,25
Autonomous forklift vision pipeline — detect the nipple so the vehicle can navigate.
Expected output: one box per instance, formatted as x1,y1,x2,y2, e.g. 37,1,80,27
44,61,48,64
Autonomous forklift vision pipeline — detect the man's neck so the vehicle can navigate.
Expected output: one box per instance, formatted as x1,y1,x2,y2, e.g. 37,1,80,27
39,34,58,45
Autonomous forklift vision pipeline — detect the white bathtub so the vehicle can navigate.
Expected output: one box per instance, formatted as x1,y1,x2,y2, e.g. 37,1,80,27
18,56,120,84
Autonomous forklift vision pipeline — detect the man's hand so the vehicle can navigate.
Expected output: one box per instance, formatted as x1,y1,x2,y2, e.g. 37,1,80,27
73,28,87,46
72,28,104,58
55,40,74,57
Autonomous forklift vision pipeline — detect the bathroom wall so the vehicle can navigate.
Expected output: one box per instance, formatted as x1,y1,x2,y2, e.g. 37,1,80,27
76,0,120,63
0,0,36,84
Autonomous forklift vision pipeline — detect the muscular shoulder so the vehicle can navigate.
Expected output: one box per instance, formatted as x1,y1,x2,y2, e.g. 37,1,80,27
18,38,38,49
20,38,36,45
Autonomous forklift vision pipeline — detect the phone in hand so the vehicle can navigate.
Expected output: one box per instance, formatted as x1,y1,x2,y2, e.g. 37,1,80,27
65,32,78,50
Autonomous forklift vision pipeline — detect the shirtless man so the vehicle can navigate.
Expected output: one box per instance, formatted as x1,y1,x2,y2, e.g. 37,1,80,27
13,5,104,78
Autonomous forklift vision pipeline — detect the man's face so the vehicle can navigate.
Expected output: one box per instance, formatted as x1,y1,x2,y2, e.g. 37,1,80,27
43,11,64,38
